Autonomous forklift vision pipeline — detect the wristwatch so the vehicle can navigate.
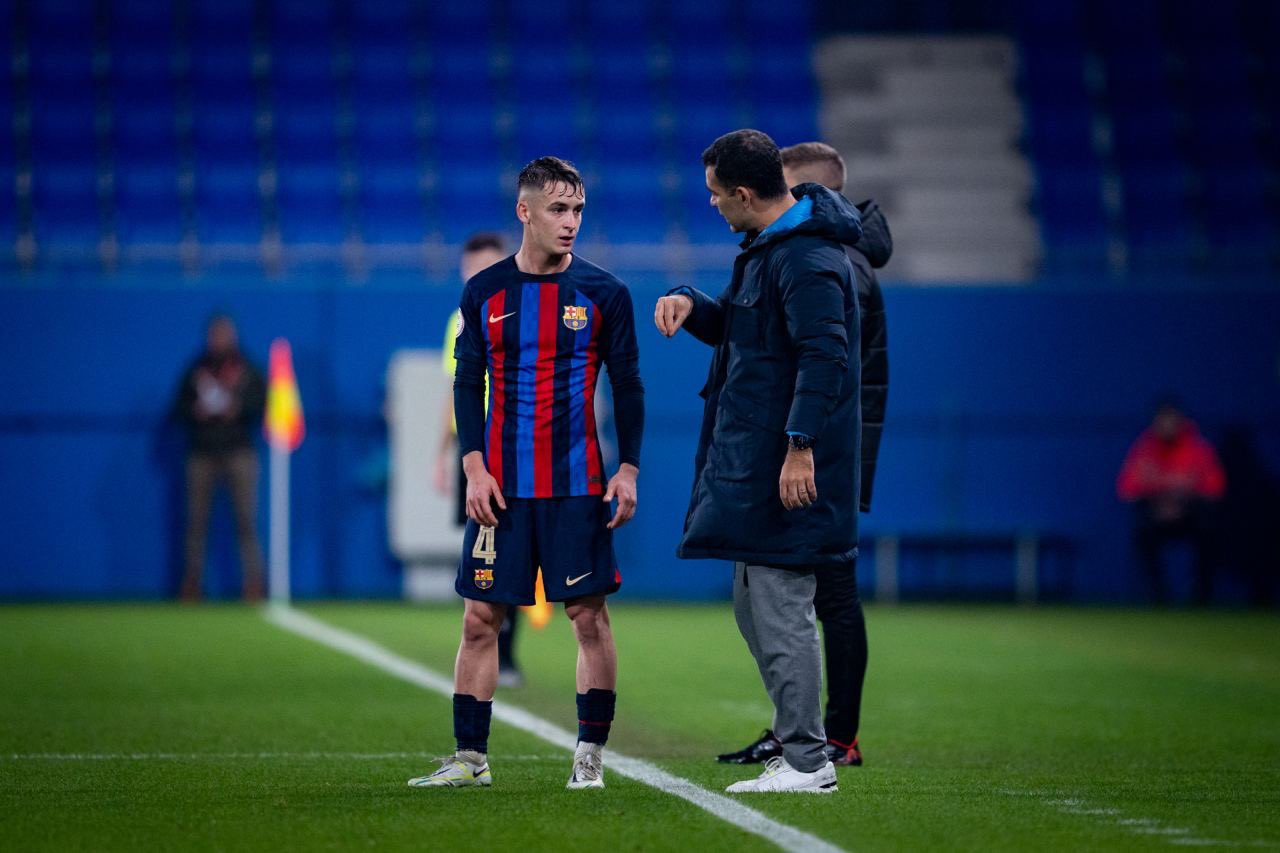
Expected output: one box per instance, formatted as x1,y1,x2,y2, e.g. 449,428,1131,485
787,433,815,451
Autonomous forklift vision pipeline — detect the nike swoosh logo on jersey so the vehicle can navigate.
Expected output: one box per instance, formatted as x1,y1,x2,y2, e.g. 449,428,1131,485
489,311,516,323
565,572,592,586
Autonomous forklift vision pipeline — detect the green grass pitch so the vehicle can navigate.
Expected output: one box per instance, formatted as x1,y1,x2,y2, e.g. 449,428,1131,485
2,602,1277,851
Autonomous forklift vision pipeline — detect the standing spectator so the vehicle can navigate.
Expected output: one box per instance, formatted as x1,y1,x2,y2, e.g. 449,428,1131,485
172,314,267,602
1117,399,1227,605
655,129,863,793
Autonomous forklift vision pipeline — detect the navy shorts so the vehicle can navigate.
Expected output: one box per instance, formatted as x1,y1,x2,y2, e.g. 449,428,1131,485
456,496,621,606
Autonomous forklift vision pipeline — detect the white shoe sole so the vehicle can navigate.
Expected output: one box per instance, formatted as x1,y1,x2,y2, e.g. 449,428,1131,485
566,779,605,790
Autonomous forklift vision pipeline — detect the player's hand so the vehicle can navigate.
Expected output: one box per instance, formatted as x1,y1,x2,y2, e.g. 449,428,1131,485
654,294,694,337
779,448,816,511
603,463,639,529
462,451,506,527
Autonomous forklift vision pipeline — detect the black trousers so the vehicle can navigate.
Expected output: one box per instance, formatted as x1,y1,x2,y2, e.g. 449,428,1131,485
1134,501,1216,605
813,560,868,744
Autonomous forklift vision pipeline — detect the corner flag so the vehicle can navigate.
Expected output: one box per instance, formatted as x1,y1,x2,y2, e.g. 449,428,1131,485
265,338,304,451
264,338,303,605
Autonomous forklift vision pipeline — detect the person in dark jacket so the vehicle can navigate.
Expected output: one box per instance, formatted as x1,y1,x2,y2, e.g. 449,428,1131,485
715,141,891,769
172,314,267,601
655,129,862,794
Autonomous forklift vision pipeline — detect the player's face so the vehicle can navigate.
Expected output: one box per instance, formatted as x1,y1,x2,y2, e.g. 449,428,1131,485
706,166,750,232
459,247,505,284
518,181,585,257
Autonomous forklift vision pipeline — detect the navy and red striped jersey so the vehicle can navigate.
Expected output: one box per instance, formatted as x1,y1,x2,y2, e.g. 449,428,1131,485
454,255,641,499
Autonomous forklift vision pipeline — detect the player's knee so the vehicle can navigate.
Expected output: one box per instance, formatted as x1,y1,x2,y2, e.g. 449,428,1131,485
569,607,609,646
461,608,502,647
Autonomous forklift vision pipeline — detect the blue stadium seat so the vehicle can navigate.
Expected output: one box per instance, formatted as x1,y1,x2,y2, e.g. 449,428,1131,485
428,0,497,45
351,44,416,104
113,102,179,164
276,165,346,243
114,163,184,243
358,165,426,243
30,102,98,166
591,166,670,243
189,41,256,99
195,164,263,243
434,166,506,242
192,101,259,165
274,98,339,164
32,165,101,245
353,104,424,169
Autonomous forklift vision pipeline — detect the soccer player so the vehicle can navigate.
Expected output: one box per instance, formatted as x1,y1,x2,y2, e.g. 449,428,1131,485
408,157,644,790
436,232,525,687
715,141,892,768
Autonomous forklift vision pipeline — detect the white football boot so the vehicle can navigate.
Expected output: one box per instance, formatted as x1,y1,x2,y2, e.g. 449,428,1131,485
566,742,605,789
407,752,492,788
726,756,838,794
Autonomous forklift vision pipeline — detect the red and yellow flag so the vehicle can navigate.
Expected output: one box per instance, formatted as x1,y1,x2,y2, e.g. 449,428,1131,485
521,569,553,630
264,338,305,452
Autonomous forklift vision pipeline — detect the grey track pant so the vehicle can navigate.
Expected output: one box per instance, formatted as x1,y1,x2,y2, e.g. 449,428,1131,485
732,562,827,772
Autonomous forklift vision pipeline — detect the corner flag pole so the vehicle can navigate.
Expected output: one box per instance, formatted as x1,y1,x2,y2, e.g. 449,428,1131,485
264,338,305,606
269,441,290,605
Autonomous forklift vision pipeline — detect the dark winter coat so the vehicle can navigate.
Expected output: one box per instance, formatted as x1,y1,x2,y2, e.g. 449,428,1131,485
172,352,266,455
673,183,863,568
848,199,892,512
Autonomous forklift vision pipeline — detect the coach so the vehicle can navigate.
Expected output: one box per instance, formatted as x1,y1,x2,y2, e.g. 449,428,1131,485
655,129,862,794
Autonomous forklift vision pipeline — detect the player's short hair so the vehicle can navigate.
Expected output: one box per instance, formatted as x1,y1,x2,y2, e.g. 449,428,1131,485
701,129,789,201
517,156,583,197
462,232,506,255
780,142,846,193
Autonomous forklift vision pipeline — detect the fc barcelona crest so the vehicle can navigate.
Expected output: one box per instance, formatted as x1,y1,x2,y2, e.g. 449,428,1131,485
563,305,589,331
474,568,494,590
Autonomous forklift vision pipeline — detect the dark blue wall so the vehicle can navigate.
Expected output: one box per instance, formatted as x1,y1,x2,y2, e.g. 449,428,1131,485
2,273,1278,603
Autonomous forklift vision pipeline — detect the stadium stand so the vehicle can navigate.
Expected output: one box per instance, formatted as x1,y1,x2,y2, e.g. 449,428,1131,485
2,0,1277,279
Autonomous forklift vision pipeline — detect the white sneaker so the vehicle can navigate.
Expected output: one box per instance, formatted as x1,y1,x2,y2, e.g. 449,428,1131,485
566,742,605,789
407,752,492,788
726,756,838,794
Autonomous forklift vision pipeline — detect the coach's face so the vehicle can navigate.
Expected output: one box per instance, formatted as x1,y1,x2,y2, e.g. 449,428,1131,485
518,181,584,257
706,167,750,233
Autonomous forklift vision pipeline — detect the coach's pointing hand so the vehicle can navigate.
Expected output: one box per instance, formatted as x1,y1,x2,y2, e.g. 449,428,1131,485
654,294,693,337
604,463,639,529
462,450,507,527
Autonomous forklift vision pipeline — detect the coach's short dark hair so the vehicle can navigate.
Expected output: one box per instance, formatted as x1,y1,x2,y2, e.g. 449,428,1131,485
462,232,506,254
517,156,583,196
701,129,789,201
780,142,846,193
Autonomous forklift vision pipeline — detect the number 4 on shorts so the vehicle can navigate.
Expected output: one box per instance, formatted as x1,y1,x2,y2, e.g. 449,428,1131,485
472,525,497,565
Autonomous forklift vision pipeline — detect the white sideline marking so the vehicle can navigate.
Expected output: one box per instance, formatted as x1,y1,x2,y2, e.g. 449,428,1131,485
4,752,560,762
1005,790,1277,848
265,605,845,853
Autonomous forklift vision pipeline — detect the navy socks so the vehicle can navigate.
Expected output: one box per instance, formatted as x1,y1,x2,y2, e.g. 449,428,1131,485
576,688,616,745
453,693,493,754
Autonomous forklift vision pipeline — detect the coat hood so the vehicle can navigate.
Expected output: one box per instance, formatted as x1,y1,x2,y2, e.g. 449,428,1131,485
853,199,893,269
743,183,863,252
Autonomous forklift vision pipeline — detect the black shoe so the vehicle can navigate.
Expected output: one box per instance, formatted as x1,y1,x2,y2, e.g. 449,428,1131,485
716,729,783,764
824,736,862,767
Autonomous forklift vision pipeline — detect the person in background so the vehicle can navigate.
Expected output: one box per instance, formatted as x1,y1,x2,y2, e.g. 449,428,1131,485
436,232,523,686
172,314,267,602
1117,398,1227,605
715,140,891,769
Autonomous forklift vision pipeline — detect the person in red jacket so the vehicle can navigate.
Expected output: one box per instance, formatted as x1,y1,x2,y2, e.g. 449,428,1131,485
1117,399,1226,605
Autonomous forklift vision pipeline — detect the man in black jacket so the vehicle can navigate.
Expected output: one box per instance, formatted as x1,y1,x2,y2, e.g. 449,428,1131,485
655,129,862,794
714,141,892,768
172,314,267,601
